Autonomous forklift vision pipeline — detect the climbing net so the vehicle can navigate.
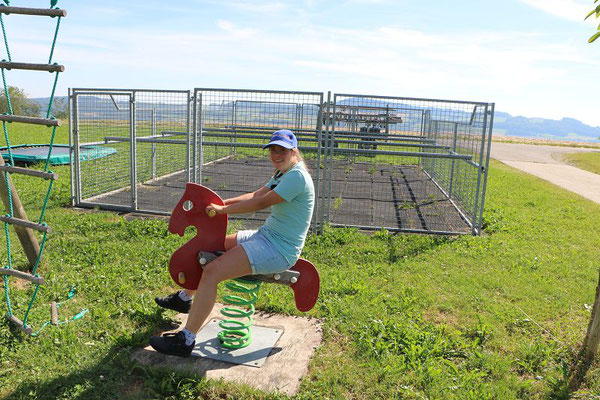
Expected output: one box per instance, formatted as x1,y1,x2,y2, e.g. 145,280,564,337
1,0,65,334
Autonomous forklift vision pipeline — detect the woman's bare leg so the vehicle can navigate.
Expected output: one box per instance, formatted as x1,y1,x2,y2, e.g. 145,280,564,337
224,233,238,250
182,233,239,297
184,244,252,333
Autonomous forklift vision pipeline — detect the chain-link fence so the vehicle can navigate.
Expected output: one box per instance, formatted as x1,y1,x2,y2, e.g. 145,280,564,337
70,87,493,235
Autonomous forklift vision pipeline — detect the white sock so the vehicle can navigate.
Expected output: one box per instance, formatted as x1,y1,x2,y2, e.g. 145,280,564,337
181,328,196,346
178,290,193,302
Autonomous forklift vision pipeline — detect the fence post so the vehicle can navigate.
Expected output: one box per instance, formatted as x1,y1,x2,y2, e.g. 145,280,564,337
475,104,495,234
151,108,156,179
68,88,75,206
313,94,324,233
448,122,458,199
325,92,334,224
72,92,82,207
186,91,192,183
130,93,138,210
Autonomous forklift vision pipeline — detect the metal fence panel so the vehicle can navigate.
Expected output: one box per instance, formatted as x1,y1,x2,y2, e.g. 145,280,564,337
70,87,493,235
71,88,191,214
324,94,493,234
72,91,133,207
193,88,324,230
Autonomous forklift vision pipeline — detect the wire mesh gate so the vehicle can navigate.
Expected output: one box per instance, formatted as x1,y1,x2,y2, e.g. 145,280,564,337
193,88,325,229
323,94,493,235
70,88,191,214
69,87,493,235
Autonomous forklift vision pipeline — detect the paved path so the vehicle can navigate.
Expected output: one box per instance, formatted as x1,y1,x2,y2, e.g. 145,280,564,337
490,143,600,204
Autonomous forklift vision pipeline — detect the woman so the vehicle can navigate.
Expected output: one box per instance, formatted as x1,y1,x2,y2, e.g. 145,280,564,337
150,129,314,357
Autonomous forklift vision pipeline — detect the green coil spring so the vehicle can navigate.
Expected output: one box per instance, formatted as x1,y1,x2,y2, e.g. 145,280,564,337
218,278,261,349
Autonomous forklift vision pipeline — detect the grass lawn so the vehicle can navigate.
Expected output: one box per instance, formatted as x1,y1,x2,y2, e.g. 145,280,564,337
563,152,600,175
1,124,600,398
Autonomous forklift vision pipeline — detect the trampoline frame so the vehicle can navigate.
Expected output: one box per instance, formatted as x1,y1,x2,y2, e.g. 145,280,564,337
1,143,116,165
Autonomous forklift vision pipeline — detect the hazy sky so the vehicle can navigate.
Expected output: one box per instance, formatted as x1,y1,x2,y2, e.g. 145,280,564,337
2,0,599,125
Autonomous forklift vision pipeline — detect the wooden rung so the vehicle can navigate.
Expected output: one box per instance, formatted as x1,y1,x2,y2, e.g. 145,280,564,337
0,215,52,233
7,314,33,335
0,165,58,180
0,115,61,126
0,6,67,17
0,61,64,73
51,302,58,325
0,268,45,285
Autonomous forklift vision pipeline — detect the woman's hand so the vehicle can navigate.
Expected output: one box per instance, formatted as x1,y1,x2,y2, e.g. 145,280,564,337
205,203,225,217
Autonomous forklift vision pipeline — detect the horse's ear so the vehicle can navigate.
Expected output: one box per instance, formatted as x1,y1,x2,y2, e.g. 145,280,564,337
169,183,228,235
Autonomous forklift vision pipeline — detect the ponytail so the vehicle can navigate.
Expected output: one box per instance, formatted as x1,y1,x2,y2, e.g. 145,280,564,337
292,148,309,173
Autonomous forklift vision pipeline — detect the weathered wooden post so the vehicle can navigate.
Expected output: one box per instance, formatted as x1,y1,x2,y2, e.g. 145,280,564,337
0,156,41,267
583,271,600,360
568,270,600,391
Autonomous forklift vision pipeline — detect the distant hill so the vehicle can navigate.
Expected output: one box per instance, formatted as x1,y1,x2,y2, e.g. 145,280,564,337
493,111,600,142
31,96,67,114
31,97,600,143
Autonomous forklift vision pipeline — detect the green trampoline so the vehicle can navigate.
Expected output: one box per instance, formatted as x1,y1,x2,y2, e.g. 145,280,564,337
1,144,117,165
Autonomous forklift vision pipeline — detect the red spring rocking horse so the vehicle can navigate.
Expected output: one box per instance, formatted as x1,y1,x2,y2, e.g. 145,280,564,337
167,183,320,312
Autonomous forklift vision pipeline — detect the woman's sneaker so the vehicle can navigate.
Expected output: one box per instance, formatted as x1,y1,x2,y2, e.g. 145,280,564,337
154,291,192,313
149,331,194,357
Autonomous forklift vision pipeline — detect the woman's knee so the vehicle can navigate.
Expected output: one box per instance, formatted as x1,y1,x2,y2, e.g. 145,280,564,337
200,262,223,284
200,246,252,284
224,233,238,250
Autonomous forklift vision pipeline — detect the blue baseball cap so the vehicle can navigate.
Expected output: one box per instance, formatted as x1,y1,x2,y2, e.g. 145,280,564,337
263,129,297,150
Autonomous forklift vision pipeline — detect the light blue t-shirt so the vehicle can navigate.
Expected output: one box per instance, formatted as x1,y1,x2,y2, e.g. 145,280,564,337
259,162,315,266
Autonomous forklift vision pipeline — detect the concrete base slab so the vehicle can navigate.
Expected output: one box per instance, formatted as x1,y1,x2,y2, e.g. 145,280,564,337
192,318,284,368
132,304,323,396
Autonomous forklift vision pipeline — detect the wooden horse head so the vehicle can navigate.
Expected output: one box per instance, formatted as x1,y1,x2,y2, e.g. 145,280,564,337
168,183,227,290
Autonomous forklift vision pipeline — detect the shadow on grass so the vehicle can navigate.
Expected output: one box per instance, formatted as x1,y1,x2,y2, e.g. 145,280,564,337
382,233,452,264
557,347,598,399
3,308,238,400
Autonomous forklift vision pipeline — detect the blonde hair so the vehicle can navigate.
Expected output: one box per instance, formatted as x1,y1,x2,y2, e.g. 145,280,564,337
292,148,309,172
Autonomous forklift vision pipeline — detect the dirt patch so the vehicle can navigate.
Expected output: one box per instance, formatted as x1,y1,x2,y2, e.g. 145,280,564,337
422,307,461,329
11,278,29,290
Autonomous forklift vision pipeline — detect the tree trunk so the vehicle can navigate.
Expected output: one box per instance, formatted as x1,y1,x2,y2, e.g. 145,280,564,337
584,270,600,360
568,270,600,392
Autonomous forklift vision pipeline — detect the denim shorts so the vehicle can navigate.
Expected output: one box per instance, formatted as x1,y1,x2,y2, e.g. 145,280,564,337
237,229,290,275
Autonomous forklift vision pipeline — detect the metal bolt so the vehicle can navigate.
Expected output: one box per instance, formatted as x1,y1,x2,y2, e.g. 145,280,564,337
273,273,281,281
290,277,298,284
